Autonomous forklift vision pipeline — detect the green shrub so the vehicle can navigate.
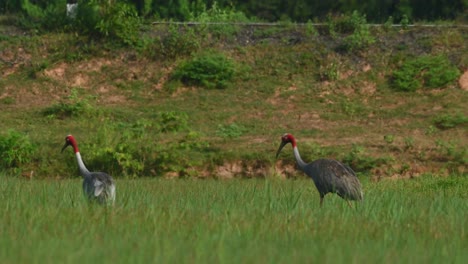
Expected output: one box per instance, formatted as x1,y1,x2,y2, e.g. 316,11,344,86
342,11,375,51
76,120,149,177
74,0,141,46
153,131,211,176
76,115,208,177
191,2,250,39
400,14,410,30
171,52,235,89
318,59,339,81
433,113,468,129
85,139,146,177
383,16,394,31
0,130,36,169
342,26,375,51
17,0,69,32
25,60,50,79
341,144,388,172
392,55,460,91
42,89,93,119
305,19,319,37
150,24,200,59
435,140,467,167
325,11,375,52
155,111,189,133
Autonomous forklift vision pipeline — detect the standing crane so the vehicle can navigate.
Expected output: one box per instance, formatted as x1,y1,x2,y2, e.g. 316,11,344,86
276,133,363,208
62,135,116,206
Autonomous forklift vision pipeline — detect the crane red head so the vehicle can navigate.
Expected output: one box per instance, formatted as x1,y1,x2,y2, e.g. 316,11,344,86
61,134,79,153
276,133,297,158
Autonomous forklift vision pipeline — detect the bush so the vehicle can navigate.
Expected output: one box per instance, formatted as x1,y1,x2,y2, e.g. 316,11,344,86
325,11,375,52
0,130,36,170
171,52,235,89
341,144,388,172
17,0,69,32
341,11,375,51
392,55,460,91
153,131,210,176
150,24,200,59
42,89,94,119
74,0,141,46
191,2,250,39
73,116,210,177
85,138,146,177
433,113,468,130
435,140,467,167
155,111,189,133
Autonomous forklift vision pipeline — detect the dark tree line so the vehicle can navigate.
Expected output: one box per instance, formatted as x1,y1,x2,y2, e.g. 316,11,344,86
1,0,466,23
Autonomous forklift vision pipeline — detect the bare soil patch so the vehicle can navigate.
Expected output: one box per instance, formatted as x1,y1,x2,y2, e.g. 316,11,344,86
459,70,468,91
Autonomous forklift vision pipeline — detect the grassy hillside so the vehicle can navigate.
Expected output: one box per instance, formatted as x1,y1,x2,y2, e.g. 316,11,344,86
0,18,467,179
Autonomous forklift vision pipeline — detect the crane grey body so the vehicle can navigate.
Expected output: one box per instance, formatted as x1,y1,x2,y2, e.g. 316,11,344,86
276,133,363,207
82,171,116,205
62,135,116,205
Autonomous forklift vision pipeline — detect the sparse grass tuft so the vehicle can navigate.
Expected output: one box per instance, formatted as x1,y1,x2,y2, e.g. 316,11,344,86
216,123,247,138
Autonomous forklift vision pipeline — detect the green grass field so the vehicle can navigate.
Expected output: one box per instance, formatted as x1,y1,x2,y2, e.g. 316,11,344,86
1,175,466,263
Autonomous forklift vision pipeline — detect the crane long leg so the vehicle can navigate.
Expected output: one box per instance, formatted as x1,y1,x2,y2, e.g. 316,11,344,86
346,200,353,209
320,197,324,207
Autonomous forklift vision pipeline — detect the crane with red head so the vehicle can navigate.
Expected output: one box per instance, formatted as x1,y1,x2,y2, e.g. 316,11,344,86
276,133,363,207
62,135,116,205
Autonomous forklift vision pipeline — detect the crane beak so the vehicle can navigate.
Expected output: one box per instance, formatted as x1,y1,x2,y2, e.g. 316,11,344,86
61,141,70,153
276,141,287,159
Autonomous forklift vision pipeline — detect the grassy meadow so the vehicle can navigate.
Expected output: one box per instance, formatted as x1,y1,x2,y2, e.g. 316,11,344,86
1,175,467,263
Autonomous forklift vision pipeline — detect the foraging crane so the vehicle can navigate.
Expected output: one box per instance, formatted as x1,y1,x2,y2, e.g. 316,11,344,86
62,135,116,205
276,133,363,207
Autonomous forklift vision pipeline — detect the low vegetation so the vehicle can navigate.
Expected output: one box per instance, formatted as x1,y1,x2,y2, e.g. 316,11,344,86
170,52,236,89
392,55,461,92
0,176,466,263
0,9,467,179
0,130,36,171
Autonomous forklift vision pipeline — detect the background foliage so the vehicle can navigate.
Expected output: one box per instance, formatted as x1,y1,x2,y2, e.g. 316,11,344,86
0,130,36,171
1,0,466,23
0,0,466,179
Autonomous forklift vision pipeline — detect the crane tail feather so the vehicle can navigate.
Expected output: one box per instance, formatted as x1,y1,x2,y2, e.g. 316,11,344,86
94,185,104,197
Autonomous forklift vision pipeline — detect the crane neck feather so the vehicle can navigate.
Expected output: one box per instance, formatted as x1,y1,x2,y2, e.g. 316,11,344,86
75,152,90,176
293,146,307,170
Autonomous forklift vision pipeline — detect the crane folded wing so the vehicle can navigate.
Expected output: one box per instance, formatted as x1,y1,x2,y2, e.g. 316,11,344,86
94,180,104,197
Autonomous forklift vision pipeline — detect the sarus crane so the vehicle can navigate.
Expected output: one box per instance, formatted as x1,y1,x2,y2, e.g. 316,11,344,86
276,133,363,207
62,135,116,205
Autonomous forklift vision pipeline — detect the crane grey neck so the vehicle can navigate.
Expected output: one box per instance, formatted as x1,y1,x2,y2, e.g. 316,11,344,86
293,146,307,170
75,152,90,177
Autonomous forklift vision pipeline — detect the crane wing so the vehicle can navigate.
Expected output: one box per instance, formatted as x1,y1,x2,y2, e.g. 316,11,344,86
308,159,362,200
90,171,115,199
328,161,362,200
94,179,104,197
